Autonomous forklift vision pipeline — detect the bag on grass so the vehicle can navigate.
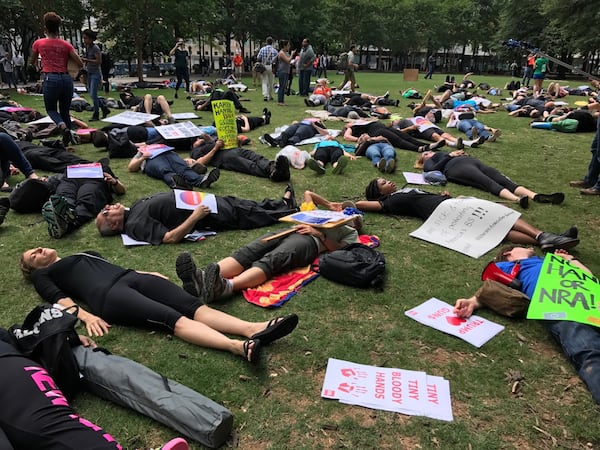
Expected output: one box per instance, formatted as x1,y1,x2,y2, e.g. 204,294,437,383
9,178,54,212
74,345,233,448
9,304,81,400
319,243,385,289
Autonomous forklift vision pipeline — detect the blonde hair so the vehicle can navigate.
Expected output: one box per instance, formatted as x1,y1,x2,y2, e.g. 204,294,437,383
414,154,426,170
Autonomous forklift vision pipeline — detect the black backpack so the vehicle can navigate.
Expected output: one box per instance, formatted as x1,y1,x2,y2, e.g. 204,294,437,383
318,243,385,289
9,304,82,400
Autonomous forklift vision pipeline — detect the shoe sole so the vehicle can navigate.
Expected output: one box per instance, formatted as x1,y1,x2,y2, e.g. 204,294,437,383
541,238,580,252
42,202,69,239
307,158,326,174
203,263,220,304
199,168,220,188
175,252,200,297
332,157,348,175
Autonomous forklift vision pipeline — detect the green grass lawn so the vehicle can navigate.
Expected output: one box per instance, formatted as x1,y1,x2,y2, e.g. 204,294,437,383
2,71,600,449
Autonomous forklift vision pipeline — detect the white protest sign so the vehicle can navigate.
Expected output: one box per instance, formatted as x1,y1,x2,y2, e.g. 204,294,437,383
405,298,504,348
409,197,520,258
155,121,203,139
102,111,159,125
173,190,218,213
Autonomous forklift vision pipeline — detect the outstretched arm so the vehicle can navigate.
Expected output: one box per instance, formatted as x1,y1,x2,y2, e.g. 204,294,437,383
58,297,111,337
303,191,342,211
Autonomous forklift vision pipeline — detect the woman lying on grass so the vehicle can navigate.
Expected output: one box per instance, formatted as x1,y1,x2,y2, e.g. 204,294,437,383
20,247,298,363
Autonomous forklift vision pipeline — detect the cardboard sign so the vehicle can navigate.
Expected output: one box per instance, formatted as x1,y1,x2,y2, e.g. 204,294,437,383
66,163,103,179
155,121,203,139
173,190,218,213
405,298,505,347
211,100,238,149
102,111,159,125
410,197,520,258
528,253,600,327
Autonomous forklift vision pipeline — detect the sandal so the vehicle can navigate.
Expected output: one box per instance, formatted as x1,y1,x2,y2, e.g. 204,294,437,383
243,338,261,363
251,314,299,346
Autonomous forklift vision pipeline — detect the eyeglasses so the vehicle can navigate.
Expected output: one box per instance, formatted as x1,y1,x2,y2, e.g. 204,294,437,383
101,208,108,216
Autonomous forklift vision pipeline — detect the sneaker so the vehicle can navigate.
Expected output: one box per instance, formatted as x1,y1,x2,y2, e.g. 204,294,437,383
175,252,204,299
174,91,178,99
198,168,220,189
203,263,229,303
307,158,326,175
519,195,529,209
263,133,279,147
470,126,479,140
569,180,593,188
455,137,464,150
167,116,176,124
89,113,99,122
190,162,207,175
537,232,580,252
377,159,387,172
560,226,578,239
581,187,600,195
428,139,446,151
487,128,501,142
533,192,565,204
264,109,271,125
270,155,290,181
385,158,396,173
332,156,349,175
171,175,193,190
42,195,76,239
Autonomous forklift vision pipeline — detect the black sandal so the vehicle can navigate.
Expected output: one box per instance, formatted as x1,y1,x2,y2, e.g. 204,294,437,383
243,338,261,363
251,314,299,346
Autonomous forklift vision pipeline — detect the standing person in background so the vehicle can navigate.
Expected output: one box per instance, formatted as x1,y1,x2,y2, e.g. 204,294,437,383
523,53,535,87
233,52,243,79
100,45,114,93
317,53,328,78
81,29,102,122
532,52,548,97
0,51,17,89
338,45,359,91
12,52,26,84
31,12,84,147
298,38,315,96
424,54,436,79
276,40,296,106
170,38,190,99
257,37,278,102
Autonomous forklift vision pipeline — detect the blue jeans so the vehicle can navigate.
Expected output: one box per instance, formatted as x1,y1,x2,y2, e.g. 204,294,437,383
458,119,490,139
144,152,205,187
583,115,600,189
0,132,35,183
365,142,396,166
544,320,600,404
86,72,101,115
42,73,73,129
299,69,311,96
277,71,289,103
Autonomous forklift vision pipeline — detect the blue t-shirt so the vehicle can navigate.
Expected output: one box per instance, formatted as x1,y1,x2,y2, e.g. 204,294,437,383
497,256,543,298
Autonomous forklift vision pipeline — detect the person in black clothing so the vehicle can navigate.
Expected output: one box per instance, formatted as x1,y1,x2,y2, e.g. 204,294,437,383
356,178,579,252
20,248,299,363
193,89,250,114
190,136,290,182
416,150,565,208
95,188,298,245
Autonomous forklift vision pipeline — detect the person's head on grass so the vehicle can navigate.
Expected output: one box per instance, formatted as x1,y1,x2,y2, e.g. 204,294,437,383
365,178,397,200
495,245,535,262
20,247,60,279
95,203,126,236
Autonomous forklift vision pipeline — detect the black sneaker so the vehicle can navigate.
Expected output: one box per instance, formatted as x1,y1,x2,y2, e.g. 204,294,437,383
263,133,278,147
0,197,9,226
203,263,228,303
283,184,297,209
171,175,193,190
560,226,578,239
42,195,77,238
533,192,565,205
537,232,580,252
175,252,204,299
198,168,220,189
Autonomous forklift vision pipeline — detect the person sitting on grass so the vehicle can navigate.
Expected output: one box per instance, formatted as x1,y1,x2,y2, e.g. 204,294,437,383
20,247,299,364
415,150,565,209
120,92,176,124
452,246,600,405
95,187,298,245
305,78,332,107
175,191,361,304
358,178,578,251
306,137,356,175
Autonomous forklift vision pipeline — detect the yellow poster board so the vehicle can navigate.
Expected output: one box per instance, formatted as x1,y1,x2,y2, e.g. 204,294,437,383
211,100,238,149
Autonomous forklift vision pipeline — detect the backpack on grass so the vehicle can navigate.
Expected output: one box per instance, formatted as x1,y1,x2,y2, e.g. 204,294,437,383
318,243,386,289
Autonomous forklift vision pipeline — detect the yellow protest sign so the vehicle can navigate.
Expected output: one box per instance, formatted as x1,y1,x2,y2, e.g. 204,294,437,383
211,100,238,149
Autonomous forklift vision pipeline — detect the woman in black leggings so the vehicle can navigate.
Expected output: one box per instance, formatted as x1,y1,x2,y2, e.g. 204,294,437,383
416,150,564,207
20,248,298,363
343,121,445,153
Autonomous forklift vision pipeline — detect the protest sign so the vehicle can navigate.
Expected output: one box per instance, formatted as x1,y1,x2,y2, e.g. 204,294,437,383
528,253,600,327
66,162,103,179
102,111,159,125
155,121,203,139
140,143,174,159
409,197,520,258
173,190,218,213
212,100,238,149
405,298,504,347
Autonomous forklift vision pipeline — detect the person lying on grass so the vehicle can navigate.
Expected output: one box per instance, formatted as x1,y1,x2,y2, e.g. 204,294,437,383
358,179,578,252
175,191,361,304
453,246,600,405
20,247,298,363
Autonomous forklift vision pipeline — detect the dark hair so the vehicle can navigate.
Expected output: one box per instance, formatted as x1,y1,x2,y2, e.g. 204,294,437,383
82,29,98,40
495,245,517,262
365,179,381,200
280,40,289,48
91,130,108,148
44,12,61,34
266,37,273,45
